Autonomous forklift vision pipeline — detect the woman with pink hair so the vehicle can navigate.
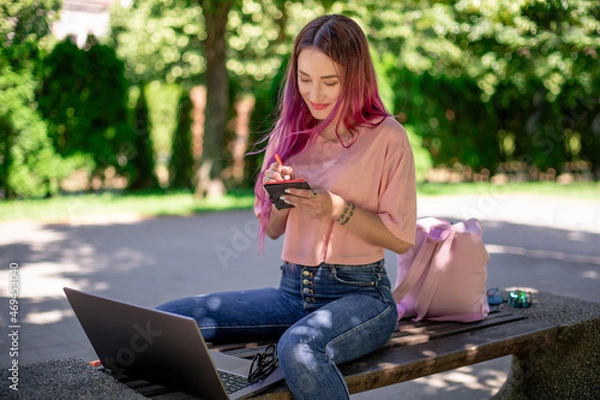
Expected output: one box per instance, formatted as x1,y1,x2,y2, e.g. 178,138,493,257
159,14,416,399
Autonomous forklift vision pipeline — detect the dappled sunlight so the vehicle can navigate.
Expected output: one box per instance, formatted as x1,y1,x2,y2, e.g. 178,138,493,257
416,365,507,393
486,244,600,265
581,270,599,279
0,248,154,302
306,309,333,329
24,309,72,325
0,221,66,247
206,295,223,311
3,262,92,299
354,358,510,399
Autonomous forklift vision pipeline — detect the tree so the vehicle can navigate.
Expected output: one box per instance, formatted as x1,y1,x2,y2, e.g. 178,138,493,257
37,38,136,184
128,85,160,190
0,0,81,198
170,91,195,189
193,0,233,198
362,0,599,175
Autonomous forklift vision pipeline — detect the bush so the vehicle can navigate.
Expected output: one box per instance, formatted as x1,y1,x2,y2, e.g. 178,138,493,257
0,66,85,198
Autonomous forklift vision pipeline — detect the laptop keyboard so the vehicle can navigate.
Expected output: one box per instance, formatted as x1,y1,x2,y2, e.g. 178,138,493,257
218,370,251,394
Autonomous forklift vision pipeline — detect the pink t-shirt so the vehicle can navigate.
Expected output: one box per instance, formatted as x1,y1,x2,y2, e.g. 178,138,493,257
259,117,416,266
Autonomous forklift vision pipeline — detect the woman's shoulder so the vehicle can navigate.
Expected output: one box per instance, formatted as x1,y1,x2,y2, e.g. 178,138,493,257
365,117,410,147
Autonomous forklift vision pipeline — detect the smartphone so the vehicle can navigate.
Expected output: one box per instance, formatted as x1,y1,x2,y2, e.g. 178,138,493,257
263,179,312,210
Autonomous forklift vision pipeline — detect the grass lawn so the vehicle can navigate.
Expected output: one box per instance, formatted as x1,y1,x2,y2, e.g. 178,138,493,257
0,182,597,224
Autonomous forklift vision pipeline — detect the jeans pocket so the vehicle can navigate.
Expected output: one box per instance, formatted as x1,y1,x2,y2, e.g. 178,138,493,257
329,266,379,287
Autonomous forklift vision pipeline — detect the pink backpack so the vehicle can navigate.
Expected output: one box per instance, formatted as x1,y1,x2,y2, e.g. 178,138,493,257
392,217,490,322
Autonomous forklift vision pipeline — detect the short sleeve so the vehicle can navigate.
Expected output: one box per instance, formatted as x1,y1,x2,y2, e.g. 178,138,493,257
377,130,417,246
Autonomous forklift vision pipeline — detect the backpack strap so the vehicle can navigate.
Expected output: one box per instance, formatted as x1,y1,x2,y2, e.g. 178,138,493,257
392,235,438,304
413,230,456,321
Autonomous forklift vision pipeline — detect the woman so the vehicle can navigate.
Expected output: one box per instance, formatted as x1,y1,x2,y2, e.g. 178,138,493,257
158,14,416,399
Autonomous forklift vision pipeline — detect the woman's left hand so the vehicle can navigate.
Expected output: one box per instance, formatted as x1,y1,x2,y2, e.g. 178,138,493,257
279,186,346,220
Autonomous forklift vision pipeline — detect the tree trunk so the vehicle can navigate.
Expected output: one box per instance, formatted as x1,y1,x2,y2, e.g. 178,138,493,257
195,0,233,199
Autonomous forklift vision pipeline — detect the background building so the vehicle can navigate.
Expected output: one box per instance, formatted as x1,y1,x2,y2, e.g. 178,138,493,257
51,0,123,47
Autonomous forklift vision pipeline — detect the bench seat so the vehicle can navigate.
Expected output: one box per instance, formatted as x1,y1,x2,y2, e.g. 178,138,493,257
112,310,558,399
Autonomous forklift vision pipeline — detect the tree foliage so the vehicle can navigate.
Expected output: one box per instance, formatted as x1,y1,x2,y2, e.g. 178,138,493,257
37,39,135,180
365,0,599,173
5,0,594,200
0,0,81,198
109,0,206,85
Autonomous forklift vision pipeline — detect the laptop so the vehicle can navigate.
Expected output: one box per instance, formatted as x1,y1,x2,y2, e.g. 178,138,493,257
63,287,284,400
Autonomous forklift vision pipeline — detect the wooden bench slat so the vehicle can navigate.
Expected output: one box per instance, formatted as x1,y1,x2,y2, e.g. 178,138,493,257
382,311,526,350
151,392,199,400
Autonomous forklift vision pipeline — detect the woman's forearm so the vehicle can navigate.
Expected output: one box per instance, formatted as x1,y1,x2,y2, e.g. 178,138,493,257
266,205,290,239
333,200,412,255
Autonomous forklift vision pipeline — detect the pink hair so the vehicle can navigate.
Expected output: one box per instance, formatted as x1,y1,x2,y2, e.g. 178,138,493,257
254,14,391,247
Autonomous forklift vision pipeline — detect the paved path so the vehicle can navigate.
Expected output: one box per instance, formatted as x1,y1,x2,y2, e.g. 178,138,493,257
0,193,598,399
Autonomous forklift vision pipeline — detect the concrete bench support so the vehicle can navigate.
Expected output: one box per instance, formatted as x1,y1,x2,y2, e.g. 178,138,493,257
492,291,600,400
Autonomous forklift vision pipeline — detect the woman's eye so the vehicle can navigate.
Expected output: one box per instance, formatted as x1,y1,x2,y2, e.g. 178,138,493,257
324,81,338,87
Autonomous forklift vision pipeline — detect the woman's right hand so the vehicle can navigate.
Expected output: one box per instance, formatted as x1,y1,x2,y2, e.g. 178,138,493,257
263,161,295,184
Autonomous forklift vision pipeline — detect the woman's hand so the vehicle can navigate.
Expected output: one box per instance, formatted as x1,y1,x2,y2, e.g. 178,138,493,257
263,161,295,184
262,160,294,239
279,186,346,220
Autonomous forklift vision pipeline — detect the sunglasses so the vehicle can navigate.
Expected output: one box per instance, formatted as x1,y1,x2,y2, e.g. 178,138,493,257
248,344,278,384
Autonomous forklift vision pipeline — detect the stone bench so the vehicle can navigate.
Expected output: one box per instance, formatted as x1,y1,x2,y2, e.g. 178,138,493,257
3,290,597,399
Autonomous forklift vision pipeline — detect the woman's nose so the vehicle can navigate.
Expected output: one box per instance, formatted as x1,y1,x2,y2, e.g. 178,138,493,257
310,85,323,102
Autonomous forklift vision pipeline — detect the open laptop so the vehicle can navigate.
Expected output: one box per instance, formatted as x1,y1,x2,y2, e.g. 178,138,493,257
64,287,284,400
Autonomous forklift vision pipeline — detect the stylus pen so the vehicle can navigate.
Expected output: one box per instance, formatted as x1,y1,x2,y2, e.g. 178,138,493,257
274,153,283,165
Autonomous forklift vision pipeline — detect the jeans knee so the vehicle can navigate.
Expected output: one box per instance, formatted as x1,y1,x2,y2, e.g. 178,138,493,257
278,329,321,372
278,330,305,367
277,329,349,400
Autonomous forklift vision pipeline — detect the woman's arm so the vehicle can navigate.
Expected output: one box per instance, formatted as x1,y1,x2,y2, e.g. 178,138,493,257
331,196,412,254
262,160,295,239
279,188,412,254
265,206,290,239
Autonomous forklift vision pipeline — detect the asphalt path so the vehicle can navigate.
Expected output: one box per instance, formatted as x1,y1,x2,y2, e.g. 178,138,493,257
0,193,598,398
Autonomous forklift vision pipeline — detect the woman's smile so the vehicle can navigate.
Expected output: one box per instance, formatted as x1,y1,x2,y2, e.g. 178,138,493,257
310,101,331,110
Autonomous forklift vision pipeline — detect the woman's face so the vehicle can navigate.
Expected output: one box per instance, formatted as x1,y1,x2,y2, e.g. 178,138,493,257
297,47,342,121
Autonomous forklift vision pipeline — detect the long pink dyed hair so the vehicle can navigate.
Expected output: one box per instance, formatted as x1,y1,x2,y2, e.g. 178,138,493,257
254,14,391,247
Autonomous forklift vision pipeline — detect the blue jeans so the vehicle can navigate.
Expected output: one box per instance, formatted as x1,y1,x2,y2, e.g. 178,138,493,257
156,260,398,400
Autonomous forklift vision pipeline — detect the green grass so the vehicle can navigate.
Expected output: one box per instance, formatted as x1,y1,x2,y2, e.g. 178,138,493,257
416,181,599,199
0,189,256,223
0,182,597,223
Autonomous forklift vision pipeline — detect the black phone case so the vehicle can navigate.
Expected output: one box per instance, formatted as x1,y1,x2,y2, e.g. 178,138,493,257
264,180,311,210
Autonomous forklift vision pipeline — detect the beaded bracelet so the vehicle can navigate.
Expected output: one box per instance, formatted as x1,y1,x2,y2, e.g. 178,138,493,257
336,201,355,226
